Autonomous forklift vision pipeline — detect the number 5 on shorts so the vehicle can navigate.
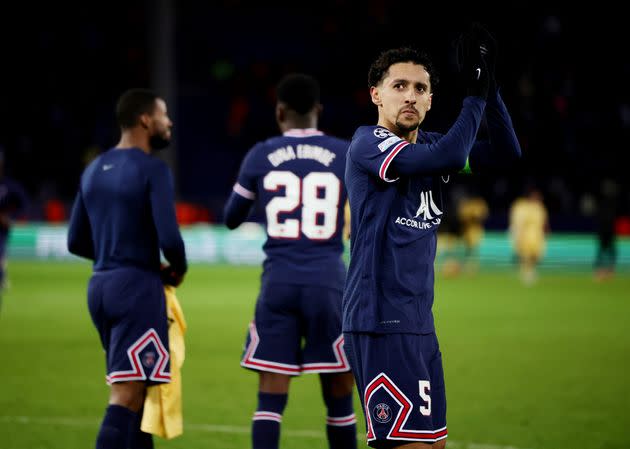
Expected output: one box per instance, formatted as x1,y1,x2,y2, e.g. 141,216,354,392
419,380,431,416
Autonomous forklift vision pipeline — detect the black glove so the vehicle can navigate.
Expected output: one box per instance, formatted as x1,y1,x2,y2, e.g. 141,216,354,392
471,23,497,92
455,23,497,96
465,49,489,99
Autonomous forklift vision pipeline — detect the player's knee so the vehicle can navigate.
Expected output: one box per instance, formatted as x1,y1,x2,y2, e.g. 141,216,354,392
321,371,355,398
433,439,447,449
259,371,291,394
109,381,146,412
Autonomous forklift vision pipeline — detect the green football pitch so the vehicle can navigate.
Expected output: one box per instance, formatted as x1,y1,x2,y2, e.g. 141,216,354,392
0,261,628,449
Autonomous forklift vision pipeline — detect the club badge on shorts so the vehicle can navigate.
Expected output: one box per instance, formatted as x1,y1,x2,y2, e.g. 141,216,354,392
373,403,392,423
142,351,156,368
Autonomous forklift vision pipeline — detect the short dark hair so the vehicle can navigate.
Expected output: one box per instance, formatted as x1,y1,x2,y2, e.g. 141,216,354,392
116,88,160,129
368,47,438,90
276,73,321,115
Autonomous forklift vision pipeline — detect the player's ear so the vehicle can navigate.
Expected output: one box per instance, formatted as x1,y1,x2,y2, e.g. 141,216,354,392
370,86,382,106
315,103,323,117
139,113,151,129
275,103,285,124
427,93,433,111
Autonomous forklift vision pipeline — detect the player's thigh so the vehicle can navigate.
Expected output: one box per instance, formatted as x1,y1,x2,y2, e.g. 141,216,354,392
87,272,109,348
300,285,349,374
344,332,447,447
241,282,302,375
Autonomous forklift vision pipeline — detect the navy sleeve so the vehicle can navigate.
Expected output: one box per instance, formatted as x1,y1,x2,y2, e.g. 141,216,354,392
224,145,259,229
223,192,254,229
149,161,187,275
67,190,94,260
392,97,486,176
350,97,486,181
349,128,411,182
233,144,260,201
469,89,522,173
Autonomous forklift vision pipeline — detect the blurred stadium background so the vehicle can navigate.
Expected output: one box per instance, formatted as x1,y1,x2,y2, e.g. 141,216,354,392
0,2,628,449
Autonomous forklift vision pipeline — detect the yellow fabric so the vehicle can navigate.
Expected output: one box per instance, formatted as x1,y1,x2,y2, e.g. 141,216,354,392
141,285,187,439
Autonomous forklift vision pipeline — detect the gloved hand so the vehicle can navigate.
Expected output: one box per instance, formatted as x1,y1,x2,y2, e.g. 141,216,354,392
455,23,497,96
471,23,497,92
464,49,489,99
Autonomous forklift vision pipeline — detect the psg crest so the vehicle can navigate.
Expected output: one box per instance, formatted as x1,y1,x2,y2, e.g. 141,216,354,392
142,351,156,368
373,403,392,423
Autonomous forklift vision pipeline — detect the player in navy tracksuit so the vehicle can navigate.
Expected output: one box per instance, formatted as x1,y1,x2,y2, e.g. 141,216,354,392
224,74,357,449
68,89,187,449
343,34,521,449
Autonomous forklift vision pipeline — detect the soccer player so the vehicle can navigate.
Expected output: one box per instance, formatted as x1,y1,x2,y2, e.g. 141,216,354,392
509,188,548,285
223,73,357,449
0,149,27,294
342,28,521,448
458,194,489,273
67,89,187,449
593,178,619,281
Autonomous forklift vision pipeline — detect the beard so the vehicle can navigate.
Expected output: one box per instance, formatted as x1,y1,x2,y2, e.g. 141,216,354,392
395,117,420,133
395,109,421,132
149,132,171,151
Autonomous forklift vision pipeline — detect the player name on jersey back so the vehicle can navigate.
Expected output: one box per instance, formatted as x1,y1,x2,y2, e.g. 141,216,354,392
267,144,336,167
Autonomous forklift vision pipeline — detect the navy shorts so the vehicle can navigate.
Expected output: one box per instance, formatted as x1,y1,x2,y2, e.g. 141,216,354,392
88,268,170,385
343,332,447,448
241,282,350,375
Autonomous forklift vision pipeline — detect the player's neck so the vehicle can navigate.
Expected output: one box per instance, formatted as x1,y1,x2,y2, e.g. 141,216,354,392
377,120,418,144
116,129,151,154
400,128,418,143
278,115,317,133
279,122,317,133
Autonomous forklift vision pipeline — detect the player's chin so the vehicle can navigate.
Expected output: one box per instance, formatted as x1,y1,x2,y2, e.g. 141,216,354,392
395,117,420,132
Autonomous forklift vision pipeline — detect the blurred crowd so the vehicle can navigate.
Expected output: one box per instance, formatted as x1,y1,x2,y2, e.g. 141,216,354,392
0,4,628,233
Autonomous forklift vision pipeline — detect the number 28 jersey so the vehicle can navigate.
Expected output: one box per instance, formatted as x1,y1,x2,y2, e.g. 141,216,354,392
233,129,349,290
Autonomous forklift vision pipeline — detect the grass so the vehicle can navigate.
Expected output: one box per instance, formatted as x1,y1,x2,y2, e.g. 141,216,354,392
0,261,628,449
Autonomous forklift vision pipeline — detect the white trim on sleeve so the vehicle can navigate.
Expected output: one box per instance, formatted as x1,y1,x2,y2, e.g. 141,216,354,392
378,141,409,183
233,182,256,200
